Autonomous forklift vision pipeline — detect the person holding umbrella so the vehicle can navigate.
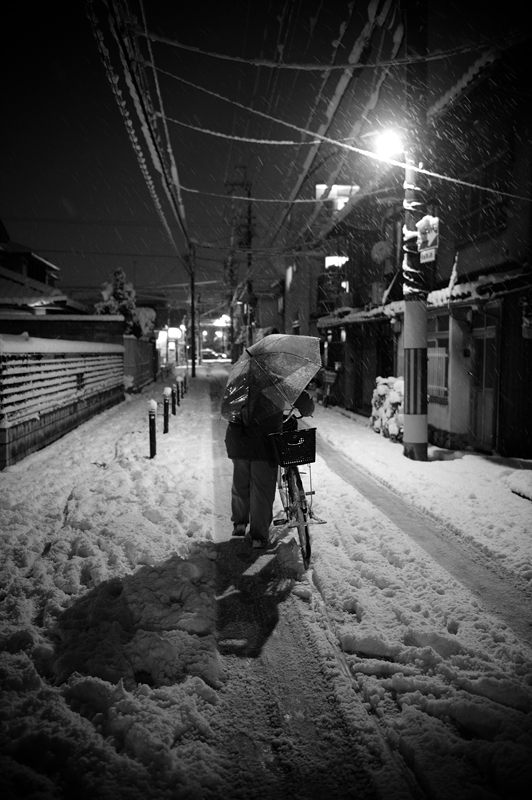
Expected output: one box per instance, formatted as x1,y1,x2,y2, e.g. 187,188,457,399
221,334,321,549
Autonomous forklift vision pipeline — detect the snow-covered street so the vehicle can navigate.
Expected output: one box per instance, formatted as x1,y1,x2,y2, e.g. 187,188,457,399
1,363,531,799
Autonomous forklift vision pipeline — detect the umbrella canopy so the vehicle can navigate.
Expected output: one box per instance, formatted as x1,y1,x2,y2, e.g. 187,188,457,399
221,334,322,424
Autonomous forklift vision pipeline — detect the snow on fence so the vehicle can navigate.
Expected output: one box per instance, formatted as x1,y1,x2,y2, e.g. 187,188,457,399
0,334,125,469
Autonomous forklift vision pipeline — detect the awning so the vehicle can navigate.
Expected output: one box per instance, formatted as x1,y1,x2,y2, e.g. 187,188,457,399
317,267,532,329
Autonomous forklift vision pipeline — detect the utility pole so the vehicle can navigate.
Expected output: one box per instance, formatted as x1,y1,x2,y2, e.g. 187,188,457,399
244,176,253,347
224,254,236,360
188,246,197,378
225,165,254,349
402,0,429,461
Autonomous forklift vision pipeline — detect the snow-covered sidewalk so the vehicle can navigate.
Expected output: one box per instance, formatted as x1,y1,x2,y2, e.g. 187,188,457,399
1,365,531,799
312,400,532,584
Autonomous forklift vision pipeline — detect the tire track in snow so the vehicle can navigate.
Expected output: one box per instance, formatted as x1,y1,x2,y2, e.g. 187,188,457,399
206,368,417,798
209,542,401,799
316,431,532,648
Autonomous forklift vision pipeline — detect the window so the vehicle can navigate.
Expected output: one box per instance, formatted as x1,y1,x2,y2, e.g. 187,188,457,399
428,342,448,402
427,314,449,402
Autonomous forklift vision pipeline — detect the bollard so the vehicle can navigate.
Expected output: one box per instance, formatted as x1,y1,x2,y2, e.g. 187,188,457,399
148,399,157,458
163,387,171,433
171,385,177,415
175,381,180,406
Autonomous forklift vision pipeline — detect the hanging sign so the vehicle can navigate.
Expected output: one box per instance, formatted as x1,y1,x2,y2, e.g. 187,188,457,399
416,215,439,263
420,248,436,263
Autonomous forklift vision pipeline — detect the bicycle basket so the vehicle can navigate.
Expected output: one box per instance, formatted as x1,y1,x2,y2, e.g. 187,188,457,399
270,427,316,466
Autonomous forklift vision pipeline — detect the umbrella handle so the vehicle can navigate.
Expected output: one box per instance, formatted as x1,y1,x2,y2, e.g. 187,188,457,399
285,407,303,422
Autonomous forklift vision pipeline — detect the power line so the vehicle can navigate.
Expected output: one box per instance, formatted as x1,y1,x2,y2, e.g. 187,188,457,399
284,10,406,250
108,0,191,251
87,0,181,257
180,185,334,203
154,65,532,204
270,1,357,231
88,0,194,274
141,29,516,71
33,245,324,258
269,2,403,249
138,0,190,251
3,216,165,228
162,114,334,146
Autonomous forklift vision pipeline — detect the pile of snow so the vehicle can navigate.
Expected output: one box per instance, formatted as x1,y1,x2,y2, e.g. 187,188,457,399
505,470,532,502
370,376,404,440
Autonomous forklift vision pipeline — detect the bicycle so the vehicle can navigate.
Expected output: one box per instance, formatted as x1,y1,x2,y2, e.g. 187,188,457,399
269,417,323,569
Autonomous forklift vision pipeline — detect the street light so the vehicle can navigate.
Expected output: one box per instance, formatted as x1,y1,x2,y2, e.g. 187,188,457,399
373,130,404,161
374,129,428,461
213,314,231,356
168,327,181,365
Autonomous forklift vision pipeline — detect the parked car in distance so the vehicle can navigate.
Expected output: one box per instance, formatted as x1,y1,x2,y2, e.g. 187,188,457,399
200,348,228,361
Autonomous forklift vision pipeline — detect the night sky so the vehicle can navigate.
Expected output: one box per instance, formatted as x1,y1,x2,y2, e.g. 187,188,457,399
1,2,185,304
0,1,517,316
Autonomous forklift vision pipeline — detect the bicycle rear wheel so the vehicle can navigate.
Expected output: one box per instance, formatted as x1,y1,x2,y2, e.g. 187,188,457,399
276,467,289,513
288,466,311,569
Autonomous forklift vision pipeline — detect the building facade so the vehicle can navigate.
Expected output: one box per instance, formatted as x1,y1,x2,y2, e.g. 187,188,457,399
285,35,531,457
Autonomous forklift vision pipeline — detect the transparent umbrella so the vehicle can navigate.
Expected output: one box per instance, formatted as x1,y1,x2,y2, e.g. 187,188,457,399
221,334,322,424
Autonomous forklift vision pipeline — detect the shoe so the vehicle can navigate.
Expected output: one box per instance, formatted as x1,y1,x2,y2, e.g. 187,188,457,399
251,538,268,549
232,523,246,537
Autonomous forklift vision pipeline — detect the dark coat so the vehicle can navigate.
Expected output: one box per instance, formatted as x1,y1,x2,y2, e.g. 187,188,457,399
224,391,314,462
224,415,282,462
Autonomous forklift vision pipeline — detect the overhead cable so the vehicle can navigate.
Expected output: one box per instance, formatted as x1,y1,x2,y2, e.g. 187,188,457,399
264,0,402,247
138,0,189,245
289,10,405,248
87,0,181,256
153,65,532,203
163,113,343,145
179,186,341,203
139,29,516,71
270,0,357,240
103,0,192,267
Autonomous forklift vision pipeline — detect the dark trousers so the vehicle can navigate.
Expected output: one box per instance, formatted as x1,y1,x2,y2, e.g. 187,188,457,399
231,458,278,542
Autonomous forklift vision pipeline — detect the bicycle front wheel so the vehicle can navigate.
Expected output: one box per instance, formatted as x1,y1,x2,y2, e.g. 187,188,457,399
288,466,311,569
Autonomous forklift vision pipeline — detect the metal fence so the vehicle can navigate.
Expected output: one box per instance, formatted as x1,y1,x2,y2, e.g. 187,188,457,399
0,334,125,468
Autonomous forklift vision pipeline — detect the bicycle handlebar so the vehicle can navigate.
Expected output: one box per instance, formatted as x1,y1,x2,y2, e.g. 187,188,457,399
284,408,304,423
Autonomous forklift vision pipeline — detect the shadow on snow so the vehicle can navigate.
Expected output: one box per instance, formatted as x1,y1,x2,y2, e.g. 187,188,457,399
51,532,304,691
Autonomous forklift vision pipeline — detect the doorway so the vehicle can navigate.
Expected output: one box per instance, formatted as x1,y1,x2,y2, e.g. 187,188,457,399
470,310,498,452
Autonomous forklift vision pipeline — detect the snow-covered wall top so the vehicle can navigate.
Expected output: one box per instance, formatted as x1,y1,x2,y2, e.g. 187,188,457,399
0,333,124,355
